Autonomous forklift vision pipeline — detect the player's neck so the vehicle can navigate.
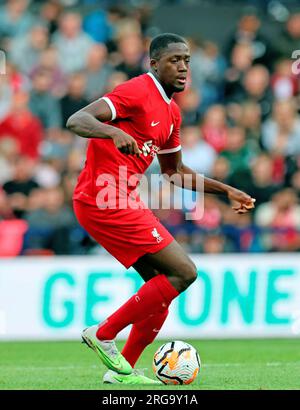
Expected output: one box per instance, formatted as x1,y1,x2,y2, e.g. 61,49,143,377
150,70,174,99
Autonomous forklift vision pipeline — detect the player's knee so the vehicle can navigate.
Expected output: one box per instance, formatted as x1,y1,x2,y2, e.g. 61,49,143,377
180,261,198,291
185,262,198,286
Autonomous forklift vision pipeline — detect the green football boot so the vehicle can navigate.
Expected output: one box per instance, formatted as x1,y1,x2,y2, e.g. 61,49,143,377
81,325,132,375
103,369,162,385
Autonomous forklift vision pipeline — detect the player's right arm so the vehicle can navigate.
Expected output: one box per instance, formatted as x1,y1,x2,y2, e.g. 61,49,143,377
66,99,141,156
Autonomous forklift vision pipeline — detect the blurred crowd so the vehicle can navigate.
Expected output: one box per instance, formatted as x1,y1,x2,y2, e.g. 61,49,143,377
0,0,299,256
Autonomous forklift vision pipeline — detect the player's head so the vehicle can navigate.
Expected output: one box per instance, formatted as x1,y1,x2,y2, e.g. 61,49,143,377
150,33,190,93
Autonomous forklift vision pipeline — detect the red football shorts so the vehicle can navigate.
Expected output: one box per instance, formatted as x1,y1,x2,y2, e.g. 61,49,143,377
73,199,174,268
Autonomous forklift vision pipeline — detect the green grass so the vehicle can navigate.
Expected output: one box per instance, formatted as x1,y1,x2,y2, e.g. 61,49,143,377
0,339,299,390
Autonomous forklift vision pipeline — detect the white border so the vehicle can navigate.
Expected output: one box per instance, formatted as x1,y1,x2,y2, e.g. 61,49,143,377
100,97,117,121
147,72,171,104
158,145,182,154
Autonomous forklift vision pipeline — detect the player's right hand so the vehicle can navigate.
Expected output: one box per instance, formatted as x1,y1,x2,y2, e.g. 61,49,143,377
227,187,256,214
112,131,142,157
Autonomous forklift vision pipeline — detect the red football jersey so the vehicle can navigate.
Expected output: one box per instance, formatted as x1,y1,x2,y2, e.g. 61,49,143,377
73,72,182,206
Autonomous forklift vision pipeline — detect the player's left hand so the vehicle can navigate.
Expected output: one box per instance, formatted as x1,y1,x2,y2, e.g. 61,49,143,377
227,187,256,214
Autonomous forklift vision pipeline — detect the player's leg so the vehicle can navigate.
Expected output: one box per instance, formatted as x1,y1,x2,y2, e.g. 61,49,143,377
100,244,196,383
75,201,196,378
75,200,133,374
96,240,196,340
76,200,176,376
103,260,168,384
138,239,198,293
121,259,169,368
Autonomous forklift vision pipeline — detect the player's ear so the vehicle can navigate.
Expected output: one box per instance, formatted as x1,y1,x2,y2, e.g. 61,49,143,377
150,58,158,72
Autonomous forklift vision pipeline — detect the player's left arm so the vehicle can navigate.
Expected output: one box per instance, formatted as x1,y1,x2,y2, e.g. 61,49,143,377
158,150,256,214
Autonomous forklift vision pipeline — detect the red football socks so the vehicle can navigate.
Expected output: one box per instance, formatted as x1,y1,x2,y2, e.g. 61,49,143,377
96,274,178,341
121,308,169,367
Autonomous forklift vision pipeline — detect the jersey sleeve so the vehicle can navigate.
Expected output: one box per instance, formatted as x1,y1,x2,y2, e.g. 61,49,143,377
100,79,146,121
158,105,182,154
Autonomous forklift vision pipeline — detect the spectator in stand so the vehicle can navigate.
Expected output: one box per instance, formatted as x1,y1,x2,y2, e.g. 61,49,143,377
0,214,28,256
0,137,18,185
33,158,61,189
191,196,223,230
229,153,282,207
189,39,226,109
276,13,300,60
255,188,300,251
101,5,128,54
109,7,141,46
29,68,62,130
242,65,273,120
61,148,84,204
30,46,68,98
9,23,49,75
177,125,217,216
83,7,113,43
84,44,113,102
222,208,257,252
181,126,216,175
201,105,228,153
224,8,275,69
152,183,184,228
40,128,74,166
290,170,300,200
238,101,262,150
60,72,89,127
24,186,80,254
115,33,145,79
3,60,29,95
52,12,95,74
262,99,300,156
271,59,298,101
202,233,228,254
224,43,254,103
0,187,14,220
190,39,226,89
0,89,43,159
2,156,39,218
0,0,35,48
220,126,257,176
211,157,231,187
40,0,62,36
0,75,13,121
176,88,201,126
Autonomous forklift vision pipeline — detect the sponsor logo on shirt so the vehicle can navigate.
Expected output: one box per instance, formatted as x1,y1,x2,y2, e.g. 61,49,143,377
151,121,160,127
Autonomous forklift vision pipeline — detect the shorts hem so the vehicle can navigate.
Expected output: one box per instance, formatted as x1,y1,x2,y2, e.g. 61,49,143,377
121,237,175,269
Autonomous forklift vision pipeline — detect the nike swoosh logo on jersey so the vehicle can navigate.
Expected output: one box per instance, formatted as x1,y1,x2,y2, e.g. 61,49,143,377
151,121,160,127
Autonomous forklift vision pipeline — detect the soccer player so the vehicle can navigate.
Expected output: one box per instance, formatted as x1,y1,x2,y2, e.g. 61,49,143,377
67,33,255,385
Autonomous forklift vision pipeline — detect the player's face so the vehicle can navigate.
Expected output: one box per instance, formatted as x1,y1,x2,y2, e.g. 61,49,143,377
152,43,190,93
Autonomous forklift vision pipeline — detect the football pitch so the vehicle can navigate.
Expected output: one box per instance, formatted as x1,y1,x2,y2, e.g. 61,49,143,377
0,339,299,390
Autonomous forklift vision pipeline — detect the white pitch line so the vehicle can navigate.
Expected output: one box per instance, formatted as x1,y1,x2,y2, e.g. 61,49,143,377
0,365,98,371
203,362,300,368
1,362,300,371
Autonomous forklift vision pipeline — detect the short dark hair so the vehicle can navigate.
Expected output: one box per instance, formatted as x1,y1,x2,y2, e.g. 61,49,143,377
150,33,187,60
